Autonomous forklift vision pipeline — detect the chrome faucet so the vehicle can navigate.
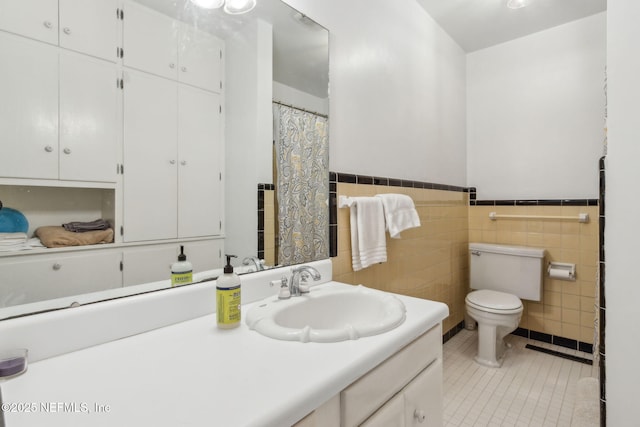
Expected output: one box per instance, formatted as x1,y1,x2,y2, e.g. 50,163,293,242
289,265,322,297
242,256,264,271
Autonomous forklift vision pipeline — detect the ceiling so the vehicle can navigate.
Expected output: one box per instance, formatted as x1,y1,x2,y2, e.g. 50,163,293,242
416,0,607,52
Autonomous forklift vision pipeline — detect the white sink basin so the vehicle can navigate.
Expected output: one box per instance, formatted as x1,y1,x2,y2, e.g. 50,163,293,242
245,283,406,343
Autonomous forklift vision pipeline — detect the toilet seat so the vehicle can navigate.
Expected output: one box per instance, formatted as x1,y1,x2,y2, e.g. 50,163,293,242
466,290,523,314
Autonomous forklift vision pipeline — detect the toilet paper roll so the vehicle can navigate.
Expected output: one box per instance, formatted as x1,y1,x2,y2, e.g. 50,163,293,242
548,267,574,280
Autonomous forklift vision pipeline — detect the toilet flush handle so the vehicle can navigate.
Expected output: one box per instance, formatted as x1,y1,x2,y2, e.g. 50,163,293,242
471,250,481,256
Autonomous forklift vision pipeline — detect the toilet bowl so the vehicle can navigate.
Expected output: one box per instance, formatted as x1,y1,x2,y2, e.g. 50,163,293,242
465,289,523,367
467,243,544,368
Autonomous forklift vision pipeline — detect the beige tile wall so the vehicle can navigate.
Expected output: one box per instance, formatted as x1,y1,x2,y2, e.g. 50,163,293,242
332,183,469,333
468,205,599,344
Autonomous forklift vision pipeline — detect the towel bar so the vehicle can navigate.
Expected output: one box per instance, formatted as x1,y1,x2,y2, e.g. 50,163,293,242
489,212,589,223
338,195,432,208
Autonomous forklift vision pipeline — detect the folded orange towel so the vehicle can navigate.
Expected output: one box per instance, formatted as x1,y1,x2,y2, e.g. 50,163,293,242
35,226,114,248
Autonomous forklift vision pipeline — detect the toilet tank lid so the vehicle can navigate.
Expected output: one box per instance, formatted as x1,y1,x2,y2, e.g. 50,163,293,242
469,243,545,258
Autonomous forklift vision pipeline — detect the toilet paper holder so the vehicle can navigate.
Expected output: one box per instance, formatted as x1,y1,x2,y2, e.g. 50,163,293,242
547,262,576,281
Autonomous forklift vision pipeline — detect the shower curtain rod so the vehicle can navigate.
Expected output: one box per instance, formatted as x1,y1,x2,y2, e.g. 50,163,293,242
272,100,328,119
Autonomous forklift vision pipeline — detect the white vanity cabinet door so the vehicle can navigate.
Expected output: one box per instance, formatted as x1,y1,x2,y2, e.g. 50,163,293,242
122,245,177,286
177,85,223,238
178,23,223,93
59,51,118,183
123,0,178,81
403,360,443,427
361,393,405,427
122,69,178,242
59,0,119,62
121,240,223,286
0,251,122,308
0,32,59,180
182,239,224,272
0,0,58,45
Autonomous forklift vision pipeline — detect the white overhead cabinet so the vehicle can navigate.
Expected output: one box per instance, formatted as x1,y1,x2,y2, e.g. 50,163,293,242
123,69,179,242
0,0,59,45
0,32,117,183
0,0,118,62
123,0,223,92
177,85,223,238
122,1,224,242
58,0,119,61
123,70,223,242
59,50,118,182
0,32,58,180
0,0,225,305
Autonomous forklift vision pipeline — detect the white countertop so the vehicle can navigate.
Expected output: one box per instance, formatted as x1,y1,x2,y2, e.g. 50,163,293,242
1,282,448,427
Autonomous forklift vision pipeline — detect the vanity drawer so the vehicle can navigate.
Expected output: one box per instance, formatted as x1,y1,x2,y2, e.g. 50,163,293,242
341,324,442,426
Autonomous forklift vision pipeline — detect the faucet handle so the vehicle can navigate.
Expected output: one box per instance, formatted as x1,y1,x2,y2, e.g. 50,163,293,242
277,276,290,299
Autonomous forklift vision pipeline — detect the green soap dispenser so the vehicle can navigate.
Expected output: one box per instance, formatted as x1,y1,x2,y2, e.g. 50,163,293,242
217,254,241,329
171,245,193,287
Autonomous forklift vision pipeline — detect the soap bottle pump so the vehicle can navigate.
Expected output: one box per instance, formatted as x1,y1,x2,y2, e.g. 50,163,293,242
171,245,193,287
217,254,241,329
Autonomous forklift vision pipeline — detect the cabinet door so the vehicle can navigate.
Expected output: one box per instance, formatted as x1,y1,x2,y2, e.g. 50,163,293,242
123,0,178,80
403,360,443,427
183,240,224,272
177,85,222,238
178,23,223,93
361,393,405,427
0,32,58,179
0,252,122,308
59,0,119,62
59,51,117,182
0,0,58,45
122,245,177,286
123,69,178,242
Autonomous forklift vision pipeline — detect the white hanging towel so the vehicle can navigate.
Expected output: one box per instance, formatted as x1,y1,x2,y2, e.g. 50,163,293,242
375,193,421,238
347,197,387,271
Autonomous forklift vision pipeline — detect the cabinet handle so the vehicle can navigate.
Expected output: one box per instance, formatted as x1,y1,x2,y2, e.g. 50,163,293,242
44,145,54,153
414,409,426,423
52,263,62,271
169,63,175,69
43,21,53,29
63,148,72,155
169,160,176,165
63,27,71,35
181,66,187,72
180,160,187,166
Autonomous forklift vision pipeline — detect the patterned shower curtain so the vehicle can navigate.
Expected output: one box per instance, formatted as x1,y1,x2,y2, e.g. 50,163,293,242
274,104,329,265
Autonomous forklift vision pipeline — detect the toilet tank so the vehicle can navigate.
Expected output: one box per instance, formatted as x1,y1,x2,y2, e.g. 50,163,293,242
469,243,545,301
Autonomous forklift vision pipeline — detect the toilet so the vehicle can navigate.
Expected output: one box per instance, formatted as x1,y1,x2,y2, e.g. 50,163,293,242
466,243,545,367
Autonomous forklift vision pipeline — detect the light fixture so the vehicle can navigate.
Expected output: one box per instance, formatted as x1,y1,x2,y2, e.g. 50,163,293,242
190,0,224,9
507,0,531,9
189,0,256,14
223,0,257,15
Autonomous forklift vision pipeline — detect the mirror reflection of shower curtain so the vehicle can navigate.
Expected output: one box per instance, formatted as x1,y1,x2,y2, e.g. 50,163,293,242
273,104,329,265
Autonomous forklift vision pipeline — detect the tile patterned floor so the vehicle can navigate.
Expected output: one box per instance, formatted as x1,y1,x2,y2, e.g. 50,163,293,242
442,329,598,427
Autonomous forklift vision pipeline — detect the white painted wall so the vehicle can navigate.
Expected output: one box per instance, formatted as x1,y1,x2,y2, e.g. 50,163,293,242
225,19,273,262
605,1,640,424
467,13,606,200
273,81,328,116
283,0,467,186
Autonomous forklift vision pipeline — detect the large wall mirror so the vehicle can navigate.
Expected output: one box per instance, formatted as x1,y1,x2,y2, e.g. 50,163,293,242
0,0,329,320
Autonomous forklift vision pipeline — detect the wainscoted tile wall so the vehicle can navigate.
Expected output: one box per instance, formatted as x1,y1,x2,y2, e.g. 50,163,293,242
331,177,470,334
468,201,600,346
257,184,276,266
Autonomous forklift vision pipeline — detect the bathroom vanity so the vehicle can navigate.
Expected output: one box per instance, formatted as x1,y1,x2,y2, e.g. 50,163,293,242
0,260,448,426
